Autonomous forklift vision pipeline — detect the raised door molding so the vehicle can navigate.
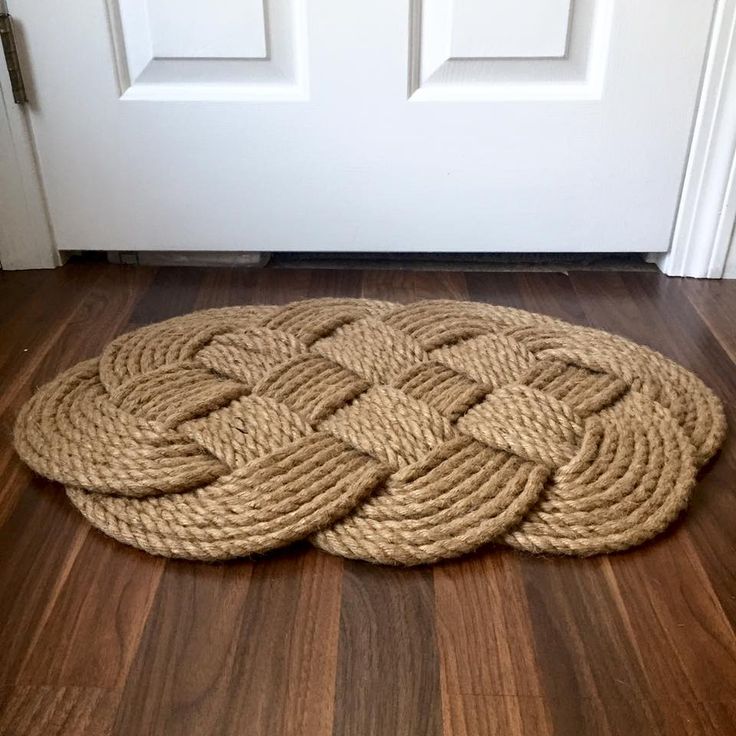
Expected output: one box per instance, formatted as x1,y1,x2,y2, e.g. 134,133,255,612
106,0,308,101
408,0,613,101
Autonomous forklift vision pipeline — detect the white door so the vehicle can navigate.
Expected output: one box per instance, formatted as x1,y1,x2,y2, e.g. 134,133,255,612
12,0,714,253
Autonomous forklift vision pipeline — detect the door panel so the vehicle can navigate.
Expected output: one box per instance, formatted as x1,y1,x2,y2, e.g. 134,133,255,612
147,0,268,59
16,0,714,253
450,0,572,59
411,0,609,100
110,0,307,100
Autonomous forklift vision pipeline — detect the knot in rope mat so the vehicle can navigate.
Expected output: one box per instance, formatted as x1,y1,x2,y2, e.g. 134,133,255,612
14,299,726,564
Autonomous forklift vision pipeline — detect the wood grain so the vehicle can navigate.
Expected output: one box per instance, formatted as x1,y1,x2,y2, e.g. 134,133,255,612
570,272,736,732
1,264,735,736
334,563,440,736
434,553,552,736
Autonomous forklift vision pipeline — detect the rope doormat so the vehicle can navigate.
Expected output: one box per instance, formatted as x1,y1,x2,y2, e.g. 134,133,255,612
14,299,725,565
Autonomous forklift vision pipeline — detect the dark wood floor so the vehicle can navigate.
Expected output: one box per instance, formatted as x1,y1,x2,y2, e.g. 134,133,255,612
1,262,735,736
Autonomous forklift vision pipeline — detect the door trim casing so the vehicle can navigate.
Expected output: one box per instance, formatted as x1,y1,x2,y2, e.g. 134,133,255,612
0,0,734,274
0,38,57,270
657,0,736,278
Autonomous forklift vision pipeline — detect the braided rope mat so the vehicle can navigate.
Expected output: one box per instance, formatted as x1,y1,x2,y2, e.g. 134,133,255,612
14,299,726,565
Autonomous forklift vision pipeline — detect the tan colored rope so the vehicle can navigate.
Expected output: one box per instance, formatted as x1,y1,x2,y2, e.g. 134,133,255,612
14,298,726,565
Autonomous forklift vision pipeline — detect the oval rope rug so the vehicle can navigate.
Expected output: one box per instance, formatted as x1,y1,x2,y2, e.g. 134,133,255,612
14,298,726,565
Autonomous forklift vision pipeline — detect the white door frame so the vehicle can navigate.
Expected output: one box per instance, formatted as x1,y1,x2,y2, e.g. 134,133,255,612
0,0,734,275
0,5,57,270
656,0,736,278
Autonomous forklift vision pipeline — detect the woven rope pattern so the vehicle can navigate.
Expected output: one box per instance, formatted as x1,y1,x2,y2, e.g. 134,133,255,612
14,299,726,564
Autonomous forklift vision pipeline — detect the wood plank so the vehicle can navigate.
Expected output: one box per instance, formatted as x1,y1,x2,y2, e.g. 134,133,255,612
361,269,468,302
0,265,104,357
464,271,582,320
192,266,260,309
434,553,553,736
680,278,736,362
306,267,364,299
0,685,120,736
510,271,589,324
464,272,528,310
0,265,161,736
605,542,736,729
569,271,736,731
0,483,88,686
112,558,255,734
114,549,342,736
127,265,207,327
521,555,665,734
224,550,341,736
0,264,156,691
0,265,106,416
15,533,164,690
333,563,441,736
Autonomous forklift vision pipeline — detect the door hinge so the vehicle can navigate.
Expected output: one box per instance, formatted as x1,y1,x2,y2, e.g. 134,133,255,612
0,10,27,104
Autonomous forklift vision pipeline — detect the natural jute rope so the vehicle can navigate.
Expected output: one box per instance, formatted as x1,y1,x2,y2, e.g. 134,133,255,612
14,299,726,564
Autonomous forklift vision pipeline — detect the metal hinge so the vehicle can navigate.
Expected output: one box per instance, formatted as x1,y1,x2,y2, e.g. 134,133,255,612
0,5,27,104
